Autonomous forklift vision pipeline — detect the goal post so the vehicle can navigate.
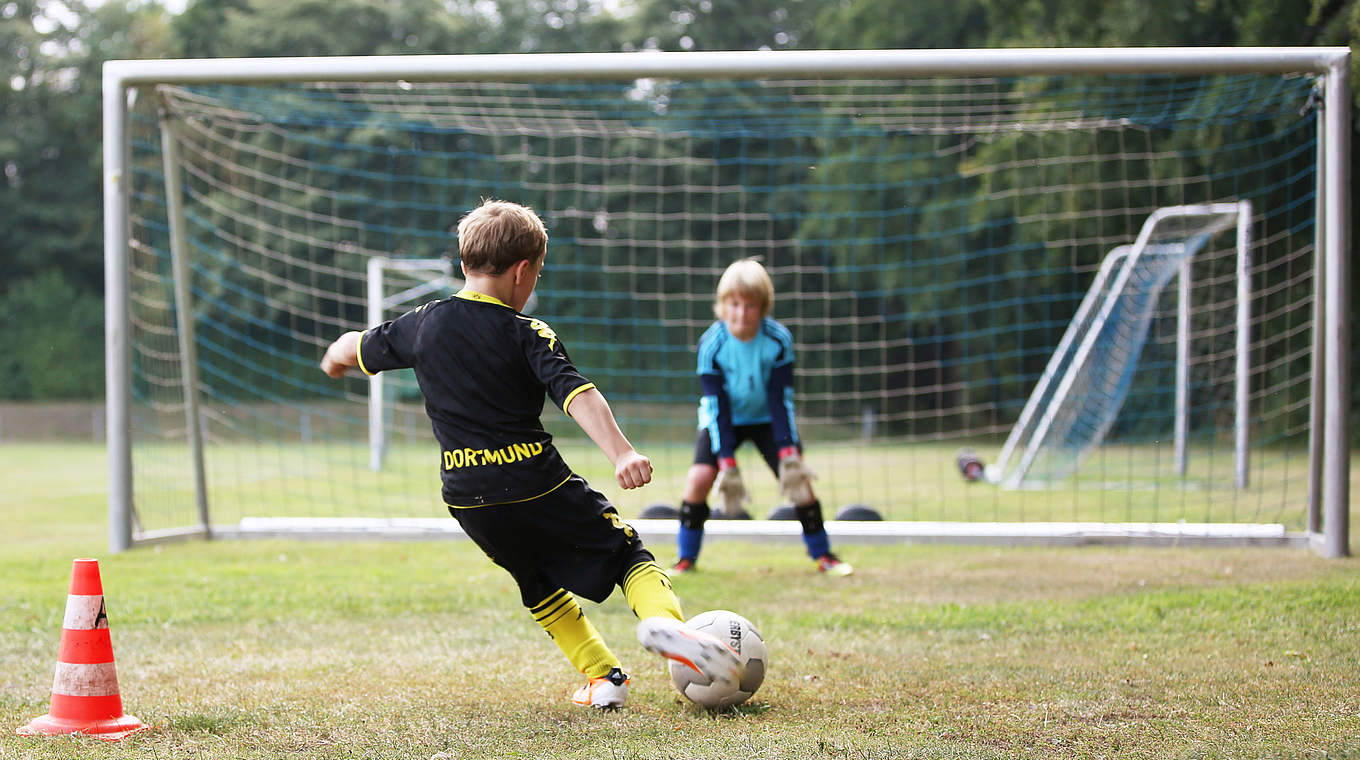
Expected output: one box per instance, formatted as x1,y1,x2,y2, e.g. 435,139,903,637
366,256,459,472
990,202,1251,489
102,48,1351,556
365,257,537,472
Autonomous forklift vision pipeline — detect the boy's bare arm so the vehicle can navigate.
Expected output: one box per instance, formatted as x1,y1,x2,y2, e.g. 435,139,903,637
320,331,362,378
566,387,652,490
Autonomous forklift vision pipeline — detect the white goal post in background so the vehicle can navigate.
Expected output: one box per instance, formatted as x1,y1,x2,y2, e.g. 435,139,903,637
366,257,538,472
366,256,457,472
990,202,1251,489
103,48,1351,556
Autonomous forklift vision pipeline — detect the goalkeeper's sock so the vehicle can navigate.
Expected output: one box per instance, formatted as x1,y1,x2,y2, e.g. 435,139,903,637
621,560,684,621
802,530,832,560
677,525,704,562
530,588,619,679
796,501,831,560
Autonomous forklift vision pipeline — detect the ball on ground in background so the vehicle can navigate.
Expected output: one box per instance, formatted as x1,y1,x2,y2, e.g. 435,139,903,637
767,504,797,520
668,610,766,708
834,503,882,521
639,502,680,519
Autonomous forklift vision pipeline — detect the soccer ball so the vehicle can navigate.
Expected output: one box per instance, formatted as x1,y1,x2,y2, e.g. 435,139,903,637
668,610,766,708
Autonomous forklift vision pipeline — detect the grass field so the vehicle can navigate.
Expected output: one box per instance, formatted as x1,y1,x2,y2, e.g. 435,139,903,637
2,443,1358,759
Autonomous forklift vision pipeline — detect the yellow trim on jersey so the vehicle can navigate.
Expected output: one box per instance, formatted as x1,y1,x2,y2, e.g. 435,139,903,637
355,329,376,376
455,288,510,308
444,473,572,509
561,383,596,418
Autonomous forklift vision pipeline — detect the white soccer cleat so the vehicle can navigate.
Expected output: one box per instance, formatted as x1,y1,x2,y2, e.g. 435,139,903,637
637,616,740,689
571,667,629,710
816,553,854,577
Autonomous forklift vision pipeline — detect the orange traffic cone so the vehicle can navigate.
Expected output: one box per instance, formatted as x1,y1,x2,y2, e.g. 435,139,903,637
17,558,148,741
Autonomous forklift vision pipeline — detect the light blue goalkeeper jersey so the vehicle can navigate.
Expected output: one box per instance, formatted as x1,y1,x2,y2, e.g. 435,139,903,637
695,317,799,459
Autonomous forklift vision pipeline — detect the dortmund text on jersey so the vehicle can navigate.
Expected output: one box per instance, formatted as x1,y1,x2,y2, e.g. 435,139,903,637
357,290,596,507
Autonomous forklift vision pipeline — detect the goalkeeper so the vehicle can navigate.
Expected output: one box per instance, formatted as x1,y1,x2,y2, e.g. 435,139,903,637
320,199,738,710
671,258,852,577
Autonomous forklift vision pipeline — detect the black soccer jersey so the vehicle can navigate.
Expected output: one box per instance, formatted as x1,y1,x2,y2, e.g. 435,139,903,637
357,289,596,508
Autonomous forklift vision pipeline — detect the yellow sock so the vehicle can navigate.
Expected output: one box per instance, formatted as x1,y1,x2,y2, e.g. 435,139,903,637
621,560,684,621
530,589,618,679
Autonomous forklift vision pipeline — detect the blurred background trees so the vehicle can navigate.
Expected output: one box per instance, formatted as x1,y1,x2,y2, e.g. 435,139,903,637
1,0,1356,401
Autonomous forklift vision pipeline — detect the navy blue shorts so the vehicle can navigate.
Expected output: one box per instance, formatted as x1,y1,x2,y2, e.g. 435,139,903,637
693,424,799,475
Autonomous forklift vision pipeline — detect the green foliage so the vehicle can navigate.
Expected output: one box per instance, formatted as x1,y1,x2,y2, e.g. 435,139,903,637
1,0,175,400
0,270,104,399
806,0,989,48
622,0,838,51
1,0,100,295
807,0,1339,48
2,0,1358,412
173,0,630,58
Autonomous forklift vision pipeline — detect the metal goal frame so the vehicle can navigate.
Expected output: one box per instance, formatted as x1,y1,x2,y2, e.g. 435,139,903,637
103,48,1351,556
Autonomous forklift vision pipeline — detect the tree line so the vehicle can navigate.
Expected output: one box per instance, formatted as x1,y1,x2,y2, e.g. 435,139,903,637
2,0,1356,416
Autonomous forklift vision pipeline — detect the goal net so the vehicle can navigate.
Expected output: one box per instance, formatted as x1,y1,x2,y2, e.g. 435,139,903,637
107,51,1347,549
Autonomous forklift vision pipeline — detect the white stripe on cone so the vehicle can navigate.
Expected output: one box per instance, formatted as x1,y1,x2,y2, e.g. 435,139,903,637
61,595,108,630
51,662,121,697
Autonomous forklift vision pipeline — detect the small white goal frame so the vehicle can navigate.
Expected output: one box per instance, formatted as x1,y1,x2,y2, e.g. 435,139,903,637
992,202,1250,489
366,257,458,471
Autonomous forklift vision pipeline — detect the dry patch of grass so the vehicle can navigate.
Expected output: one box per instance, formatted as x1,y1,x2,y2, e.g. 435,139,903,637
2,541,1356,759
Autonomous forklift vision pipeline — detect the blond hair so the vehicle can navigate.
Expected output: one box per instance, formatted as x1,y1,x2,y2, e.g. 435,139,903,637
456,199,548,274
714,258,774,319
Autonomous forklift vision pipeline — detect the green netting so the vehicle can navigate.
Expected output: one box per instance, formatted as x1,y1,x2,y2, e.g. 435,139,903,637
124,73,1320,535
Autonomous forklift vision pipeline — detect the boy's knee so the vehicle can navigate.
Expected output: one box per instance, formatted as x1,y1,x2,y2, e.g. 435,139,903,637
682,464,718,502
679,500,710,529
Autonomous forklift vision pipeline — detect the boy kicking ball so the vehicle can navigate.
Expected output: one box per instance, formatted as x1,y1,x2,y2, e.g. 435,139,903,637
320,199,737,709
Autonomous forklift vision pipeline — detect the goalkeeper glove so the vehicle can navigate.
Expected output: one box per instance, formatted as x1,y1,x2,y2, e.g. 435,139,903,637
777,446,816,505
713,458,750,517
955,448,984,482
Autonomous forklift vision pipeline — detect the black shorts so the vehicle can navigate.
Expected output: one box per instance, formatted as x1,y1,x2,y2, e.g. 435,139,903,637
692,425,798,475
449,476,654,607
